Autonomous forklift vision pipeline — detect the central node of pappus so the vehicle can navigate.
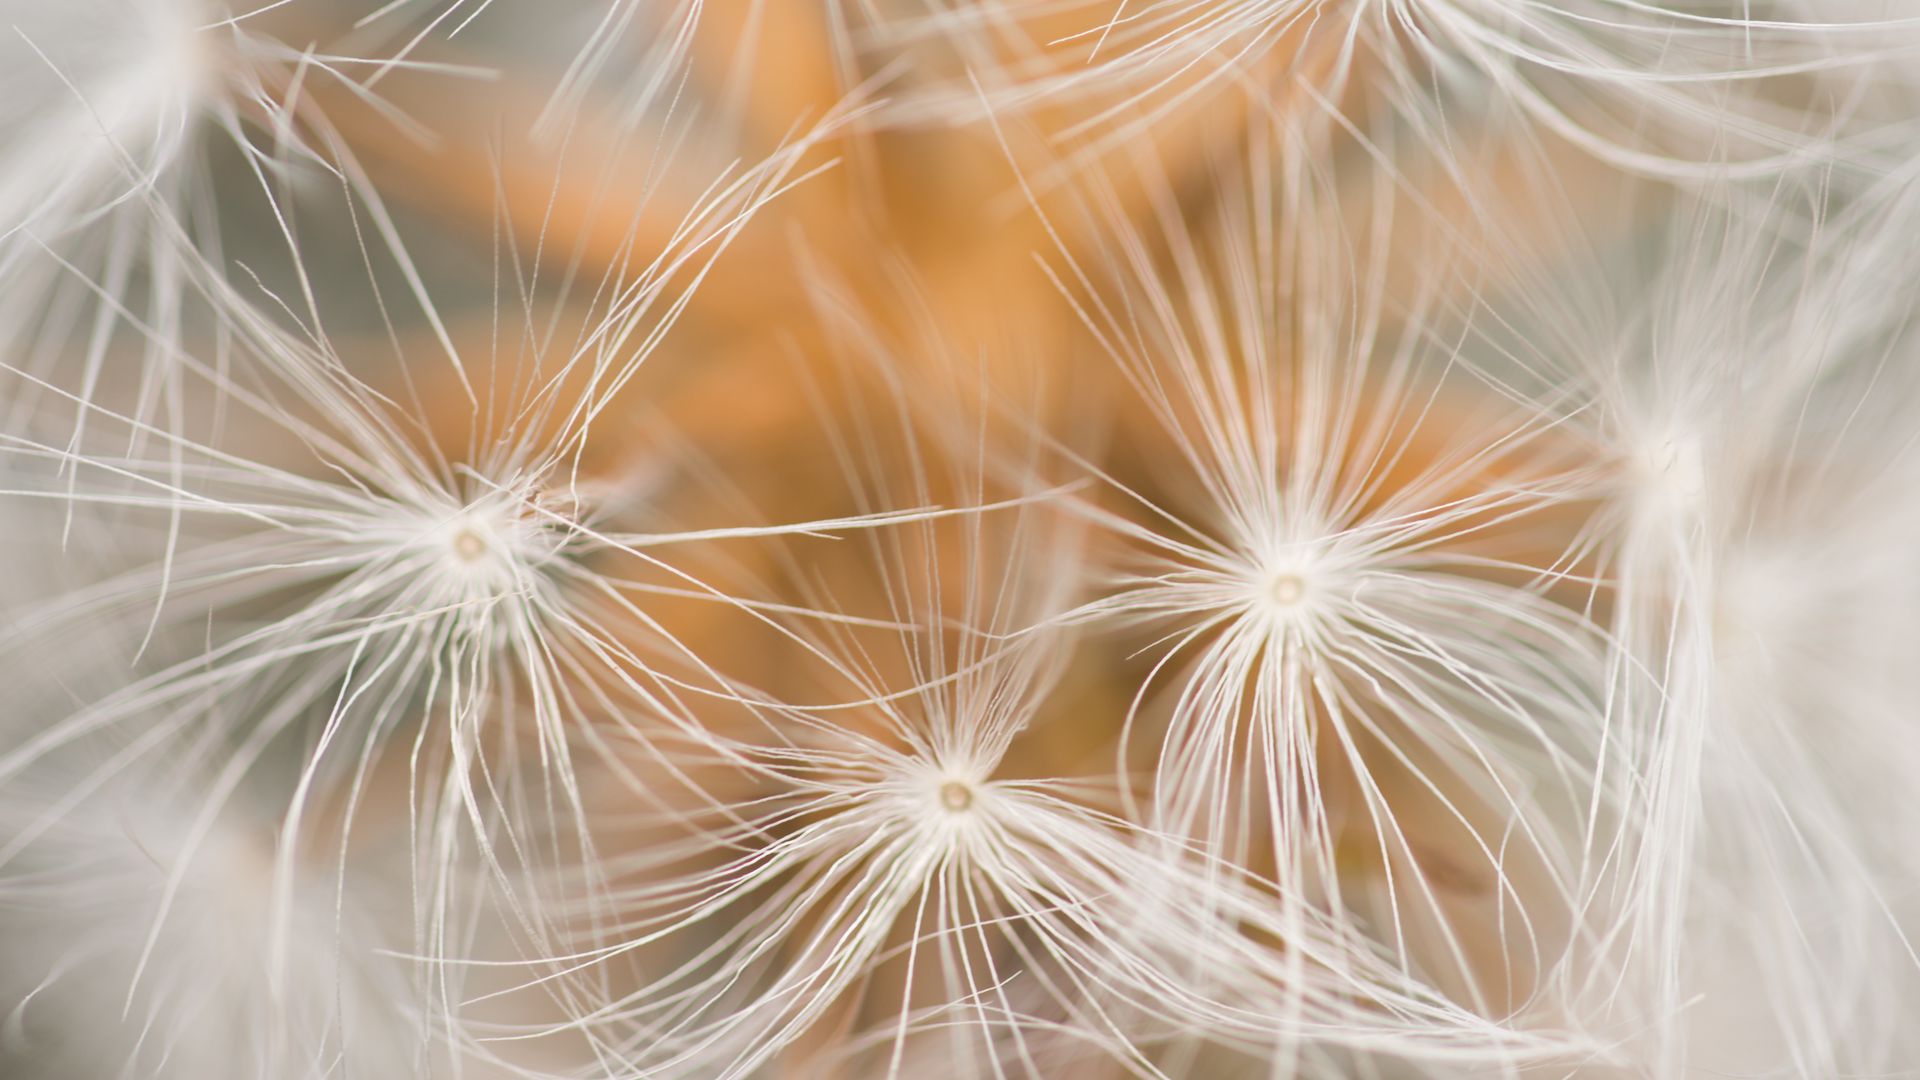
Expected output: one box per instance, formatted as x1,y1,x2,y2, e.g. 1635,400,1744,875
938,780,975,812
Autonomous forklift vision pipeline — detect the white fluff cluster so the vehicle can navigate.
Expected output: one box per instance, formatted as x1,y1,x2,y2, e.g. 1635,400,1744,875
2,3,1919,1079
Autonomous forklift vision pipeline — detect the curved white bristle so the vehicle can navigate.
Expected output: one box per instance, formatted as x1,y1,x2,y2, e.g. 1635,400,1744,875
3,3,1920,1077
512,506,1592,1078
1004,126,1613,1051
883,0,1920,180
0,758,421,1078
0,114,939,1065
1457,164,1920,1074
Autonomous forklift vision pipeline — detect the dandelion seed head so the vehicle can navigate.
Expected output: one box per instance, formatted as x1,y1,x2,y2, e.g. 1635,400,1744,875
1267,571,1305,606
1241,548,1336,633
425,507,514,587
1628,429,1709,514
908,766,992,827
450,523,490,563
409,482,574,603
887,763,998,843
937,778,975,812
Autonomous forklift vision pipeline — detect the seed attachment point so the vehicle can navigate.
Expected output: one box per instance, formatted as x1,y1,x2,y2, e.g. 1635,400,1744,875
1269,573,1306,606
450,526,490,563
938,780,974,812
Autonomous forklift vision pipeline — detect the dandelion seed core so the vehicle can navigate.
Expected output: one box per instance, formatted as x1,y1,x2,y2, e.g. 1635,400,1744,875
451,527,490,563
938,780,974,812
1269,573,1306,606
421,504,539,602
1631,431,1708,512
